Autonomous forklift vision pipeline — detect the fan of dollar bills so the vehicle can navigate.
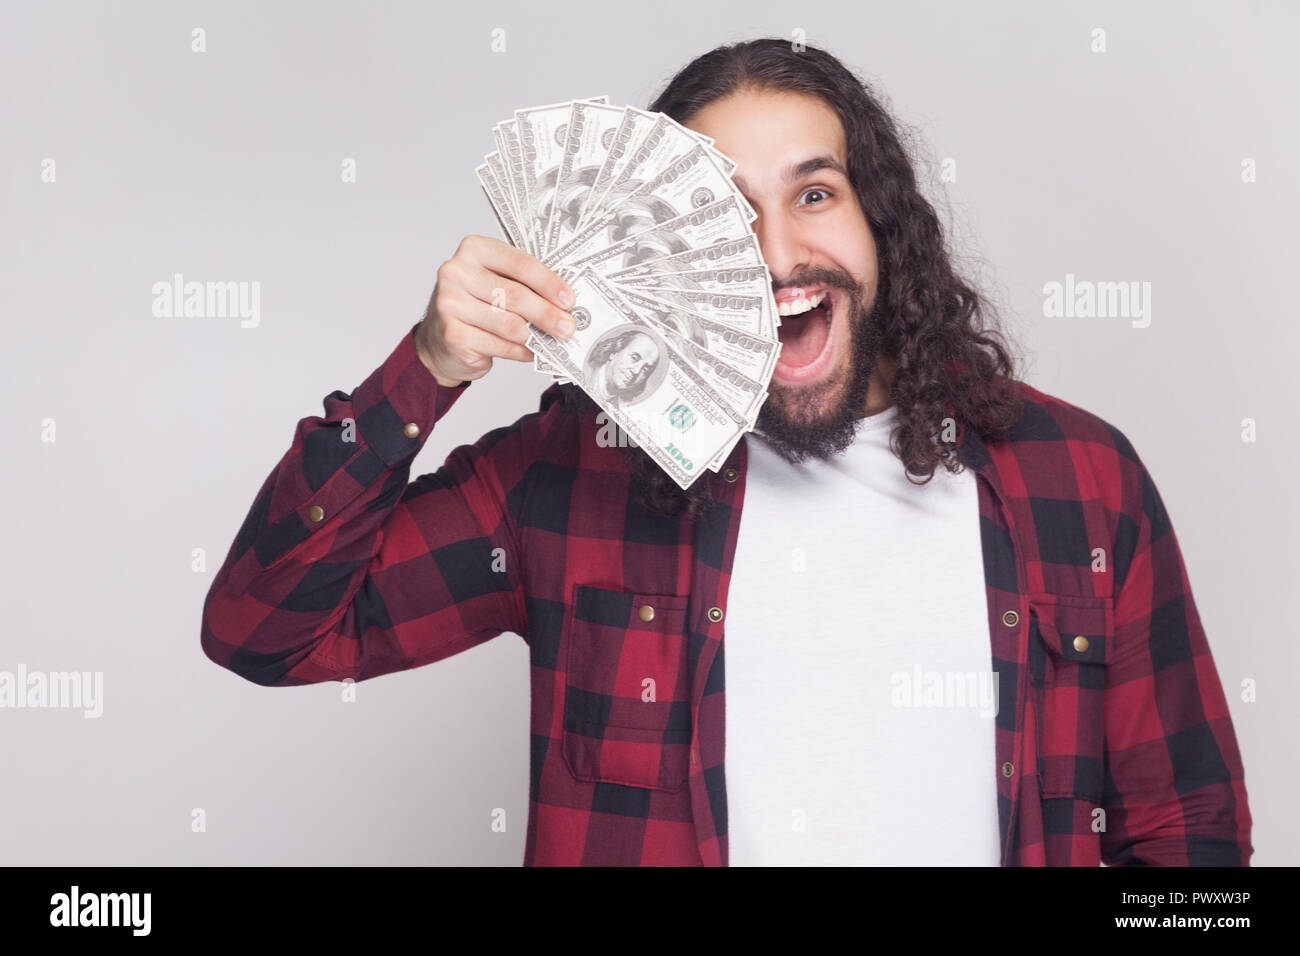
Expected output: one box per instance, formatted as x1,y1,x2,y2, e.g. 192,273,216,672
476,96,782,489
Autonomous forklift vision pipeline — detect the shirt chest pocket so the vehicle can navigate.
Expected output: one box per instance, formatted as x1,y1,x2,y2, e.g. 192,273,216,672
1028,595,1115,802
562,584,693,792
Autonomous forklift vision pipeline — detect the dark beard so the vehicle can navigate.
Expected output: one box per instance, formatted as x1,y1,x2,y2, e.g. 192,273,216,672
754,267,883,463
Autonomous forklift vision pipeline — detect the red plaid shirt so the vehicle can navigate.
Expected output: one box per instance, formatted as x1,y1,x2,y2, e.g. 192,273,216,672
201,323,1253,866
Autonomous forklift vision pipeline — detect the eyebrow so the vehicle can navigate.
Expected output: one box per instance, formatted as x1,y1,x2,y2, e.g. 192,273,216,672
731,155,848,196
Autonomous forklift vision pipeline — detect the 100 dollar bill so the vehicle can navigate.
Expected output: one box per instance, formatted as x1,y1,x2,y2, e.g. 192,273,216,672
549,194,756,280
527,267,748,488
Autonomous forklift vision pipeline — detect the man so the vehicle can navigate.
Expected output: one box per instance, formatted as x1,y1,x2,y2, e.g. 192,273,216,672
201,38,1252,866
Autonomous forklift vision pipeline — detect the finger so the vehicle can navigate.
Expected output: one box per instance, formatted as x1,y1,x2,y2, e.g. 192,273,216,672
462,266,574,338
456,293,535,347
455,319,535,364
461,235,574,310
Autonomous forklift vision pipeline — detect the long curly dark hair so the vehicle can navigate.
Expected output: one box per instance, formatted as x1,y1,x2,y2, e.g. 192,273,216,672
560,37,1025,517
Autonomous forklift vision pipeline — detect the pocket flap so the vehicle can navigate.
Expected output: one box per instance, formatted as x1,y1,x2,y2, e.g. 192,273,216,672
573,585,690,633
1029,594,1114,665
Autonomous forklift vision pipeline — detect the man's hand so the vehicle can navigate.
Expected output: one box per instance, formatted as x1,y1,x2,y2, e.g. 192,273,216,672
416,235,576,387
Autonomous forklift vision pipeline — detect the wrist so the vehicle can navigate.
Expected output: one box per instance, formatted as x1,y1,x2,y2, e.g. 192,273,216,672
414,339,463,388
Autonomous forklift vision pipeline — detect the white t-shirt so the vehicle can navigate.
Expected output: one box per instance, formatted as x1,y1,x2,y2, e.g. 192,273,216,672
724,405,1001,865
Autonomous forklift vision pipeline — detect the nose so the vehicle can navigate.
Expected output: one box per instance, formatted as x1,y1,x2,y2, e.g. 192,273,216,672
753,209,813,284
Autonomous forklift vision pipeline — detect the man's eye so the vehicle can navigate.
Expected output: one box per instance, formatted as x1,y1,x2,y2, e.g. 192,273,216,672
798,188,831,206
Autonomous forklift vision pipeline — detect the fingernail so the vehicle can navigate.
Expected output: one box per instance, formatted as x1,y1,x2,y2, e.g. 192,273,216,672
557,318,573,337
557,288,575,309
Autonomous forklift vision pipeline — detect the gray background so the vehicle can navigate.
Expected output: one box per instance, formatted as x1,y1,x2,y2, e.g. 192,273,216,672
1,0,1294,865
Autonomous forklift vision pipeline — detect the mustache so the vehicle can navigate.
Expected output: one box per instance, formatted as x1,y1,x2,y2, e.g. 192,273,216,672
771,267,860,296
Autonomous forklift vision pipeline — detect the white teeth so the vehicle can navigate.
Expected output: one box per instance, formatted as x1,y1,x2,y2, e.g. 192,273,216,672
776,290,827,317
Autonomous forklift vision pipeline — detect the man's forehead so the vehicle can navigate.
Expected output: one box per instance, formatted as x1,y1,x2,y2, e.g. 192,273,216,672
686,90,846,188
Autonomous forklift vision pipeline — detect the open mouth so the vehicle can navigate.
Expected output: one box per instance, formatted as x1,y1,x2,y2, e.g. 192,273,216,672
774,287,837,382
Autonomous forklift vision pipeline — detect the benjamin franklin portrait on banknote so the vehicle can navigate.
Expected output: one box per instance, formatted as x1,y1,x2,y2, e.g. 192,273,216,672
581,325,667,406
